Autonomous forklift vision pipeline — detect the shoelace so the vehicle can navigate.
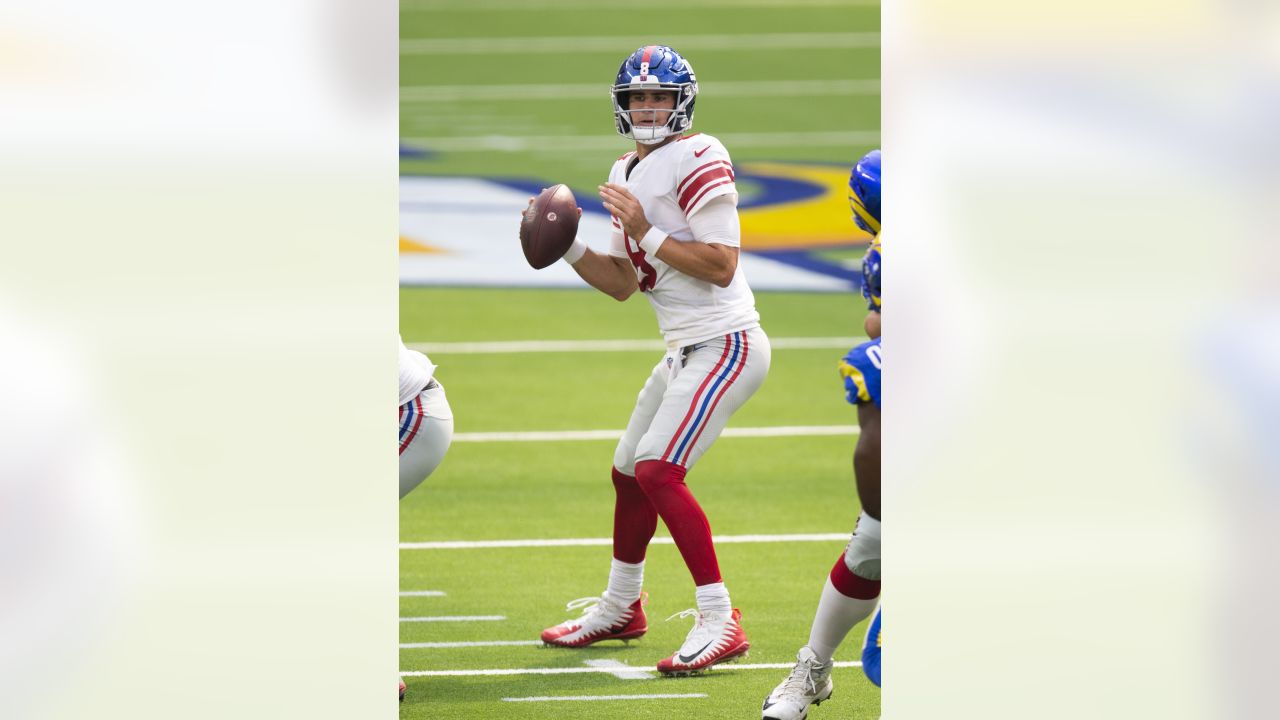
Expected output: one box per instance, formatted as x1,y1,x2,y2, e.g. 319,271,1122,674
564,596,606,618
780,658,822,697
665,608,702,624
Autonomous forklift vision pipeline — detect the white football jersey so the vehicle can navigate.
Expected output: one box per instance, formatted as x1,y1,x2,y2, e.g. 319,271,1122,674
607,132,760,348
399,336,436,406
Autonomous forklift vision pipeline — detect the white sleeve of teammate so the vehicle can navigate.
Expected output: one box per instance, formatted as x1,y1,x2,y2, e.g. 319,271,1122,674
688,193,740,248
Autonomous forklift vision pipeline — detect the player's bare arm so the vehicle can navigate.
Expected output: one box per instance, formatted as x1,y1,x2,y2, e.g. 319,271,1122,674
853,402,880,520
570,248,638,301
519,196,638,300
599,182,738,288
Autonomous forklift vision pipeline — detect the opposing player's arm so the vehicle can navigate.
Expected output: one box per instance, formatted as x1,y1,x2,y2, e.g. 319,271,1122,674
599,184,738,288
854,402,881,520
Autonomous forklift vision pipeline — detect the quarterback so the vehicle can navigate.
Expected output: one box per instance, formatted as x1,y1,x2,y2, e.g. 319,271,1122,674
532,45,771,675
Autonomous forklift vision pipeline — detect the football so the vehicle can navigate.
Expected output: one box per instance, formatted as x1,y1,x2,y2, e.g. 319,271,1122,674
519,184,580,269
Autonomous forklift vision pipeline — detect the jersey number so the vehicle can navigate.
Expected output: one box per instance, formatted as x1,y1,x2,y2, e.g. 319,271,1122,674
623,232,657,292
864,344,882,369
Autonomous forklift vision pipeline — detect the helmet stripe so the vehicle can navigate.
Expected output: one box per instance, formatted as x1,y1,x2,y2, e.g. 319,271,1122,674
638,45,657,81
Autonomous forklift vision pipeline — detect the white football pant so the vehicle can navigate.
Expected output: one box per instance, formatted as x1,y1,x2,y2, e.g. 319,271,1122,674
399,380,453,499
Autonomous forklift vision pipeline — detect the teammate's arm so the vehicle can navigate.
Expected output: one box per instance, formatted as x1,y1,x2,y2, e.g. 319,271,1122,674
600,183,738,288
854,402,880,520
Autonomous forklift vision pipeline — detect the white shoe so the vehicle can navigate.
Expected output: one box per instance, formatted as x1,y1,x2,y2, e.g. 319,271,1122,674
761,646,834,720
656,607,750,675
540,593,647,647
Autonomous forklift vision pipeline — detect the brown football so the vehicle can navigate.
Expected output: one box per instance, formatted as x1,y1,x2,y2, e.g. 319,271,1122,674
519,184,580,269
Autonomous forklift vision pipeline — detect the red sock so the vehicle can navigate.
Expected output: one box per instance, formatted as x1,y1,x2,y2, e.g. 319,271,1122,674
634,459,721,585
611,467,658,564
829,552,880,600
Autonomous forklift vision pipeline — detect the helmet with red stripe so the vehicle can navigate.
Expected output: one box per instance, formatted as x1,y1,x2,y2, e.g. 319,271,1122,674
611,45,698,145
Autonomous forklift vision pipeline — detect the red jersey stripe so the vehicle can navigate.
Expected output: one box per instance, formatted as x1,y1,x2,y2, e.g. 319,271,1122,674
682,176,736,214
399,396,425,456
677,159,733,196
679,169,734,212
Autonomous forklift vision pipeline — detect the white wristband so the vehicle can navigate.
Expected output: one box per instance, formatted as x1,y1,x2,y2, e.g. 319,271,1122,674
561,236,588,265
638,226,668,255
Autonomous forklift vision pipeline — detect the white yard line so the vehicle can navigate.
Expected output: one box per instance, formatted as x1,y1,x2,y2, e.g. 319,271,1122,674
503,693,707,702
401,131,878,152
401,661,861,677
452,425,858,443
402,32,879,55
408,336,864,354
403,79,878,102
584,659,657,680
399,615,506,622
401,532,849,550
401,640,541,649
399,590,446,597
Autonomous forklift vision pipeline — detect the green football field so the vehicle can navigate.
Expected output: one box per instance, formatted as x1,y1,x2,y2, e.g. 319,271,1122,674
400,0,881,191
401,0,880,716
400,289,879,719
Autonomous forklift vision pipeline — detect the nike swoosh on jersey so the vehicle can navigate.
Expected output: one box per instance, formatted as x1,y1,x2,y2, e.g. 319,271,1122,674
693,146,710,157
678,640,717,664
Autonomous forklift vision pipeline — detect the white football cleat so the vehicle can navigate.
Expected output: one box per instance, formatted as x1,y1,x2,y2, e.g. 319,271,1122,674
761,646,834,720
541,593,647,647
656,607,750,675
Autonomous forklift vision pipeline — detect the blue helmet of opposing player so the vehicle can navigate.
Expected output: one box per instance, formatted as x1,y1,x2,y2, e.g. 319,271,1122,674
849,149,881,235
611,45,699,145
862,236,881,312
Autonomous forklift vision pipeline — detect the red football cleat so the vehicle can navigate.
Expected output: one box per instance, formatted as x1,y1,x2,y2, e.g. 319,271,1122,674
541,593,648,647
656,607,750,675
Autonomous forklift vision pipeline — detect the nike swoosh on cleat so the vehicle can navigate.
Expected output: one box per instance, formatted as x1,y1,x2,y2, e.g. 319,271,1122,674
677,640,716,664
694,146,710,157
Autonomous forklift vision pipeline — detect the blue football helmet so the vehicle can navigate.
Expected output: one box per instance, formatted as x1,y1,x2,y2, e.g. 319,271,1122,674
862,236,881,312
849,149,881,235
611,45,698,145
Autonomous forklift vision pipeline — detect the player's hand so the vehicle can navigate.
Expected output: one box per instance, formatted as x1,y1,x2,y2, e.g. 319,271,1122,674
599,183,650,239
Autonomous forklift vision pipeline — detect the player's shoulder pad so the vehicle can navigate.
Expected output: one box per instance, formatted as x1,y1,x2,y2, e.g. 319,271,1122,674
675,133,736,215
838,337,882,406
609,151,637,183
676,132,731,163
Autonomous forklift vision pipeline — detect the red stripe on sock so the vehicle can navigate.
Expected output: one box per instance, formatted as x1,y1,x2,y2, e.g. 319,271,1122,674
829,552,880,600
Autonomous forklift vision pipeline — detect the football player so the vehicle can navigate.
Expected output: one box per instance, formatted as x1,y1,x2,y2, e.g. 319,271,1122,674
532,45,771,675
762,149,882,719
399,336,453,499
398,336,452,702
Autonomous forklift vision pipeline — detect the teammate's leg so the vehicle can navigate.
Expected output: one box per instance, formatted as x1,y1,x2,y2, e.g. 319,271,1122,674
398,382,454,499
